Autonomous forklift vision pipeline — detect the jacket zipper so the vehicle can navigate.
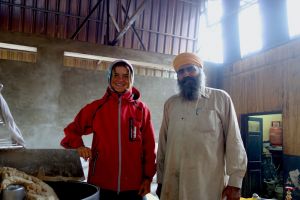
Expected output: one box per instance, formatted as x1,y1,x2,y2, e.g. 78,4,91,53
117,96,122,193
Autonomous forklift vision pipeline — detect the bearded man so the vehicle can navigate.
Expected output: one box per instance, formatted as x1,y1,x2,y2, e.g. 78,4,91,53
156,52,247,200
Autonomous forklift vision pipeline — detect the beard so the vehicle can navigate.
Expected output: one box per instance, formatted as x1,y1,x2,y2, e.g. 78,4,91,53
177,73,203,101
177,69,206,101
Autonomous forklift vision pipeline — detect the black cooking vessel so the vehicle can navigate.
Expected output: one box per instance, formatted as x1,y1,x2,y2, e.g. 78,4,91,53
0,149,98,199
45,181,99,200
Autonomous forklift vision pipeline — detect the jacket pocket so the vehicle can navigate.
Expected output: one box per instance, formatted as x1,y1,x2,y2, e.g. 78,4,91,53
192,109,217,133
128,117,142,142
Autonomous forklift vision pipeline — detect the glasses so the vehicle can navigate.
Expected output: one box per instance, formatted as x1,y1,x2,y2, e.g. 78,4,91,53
177,65,199,77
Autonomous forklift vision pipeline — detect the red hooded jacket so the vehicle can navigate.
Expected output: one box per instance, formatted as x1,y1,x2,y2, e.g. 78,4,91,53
61,87,156,192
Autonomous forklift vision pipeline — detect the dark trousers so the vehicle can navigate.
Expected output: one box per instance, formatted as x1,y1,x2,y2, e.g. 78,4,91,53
99,189,146,200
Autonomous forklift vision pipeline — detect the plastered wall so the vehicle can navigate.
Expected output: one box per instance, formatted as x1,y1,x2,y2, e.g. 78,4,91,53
0,31,219,148
0,32,176,148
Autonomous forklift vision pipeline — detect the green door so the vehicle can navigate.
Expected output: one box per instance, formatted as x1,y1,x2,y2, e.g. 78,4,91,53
241,116,263,197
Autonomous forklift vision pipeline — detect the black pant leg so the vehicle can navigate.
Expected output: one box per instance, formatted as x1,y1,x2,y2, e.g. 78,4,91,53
99,189,118,200
118,190,144,200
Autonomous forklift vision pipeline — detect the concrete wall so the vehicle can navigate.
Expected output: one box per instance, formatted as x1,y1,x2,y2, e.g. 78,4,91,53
0,31,177,148
0,31,219,148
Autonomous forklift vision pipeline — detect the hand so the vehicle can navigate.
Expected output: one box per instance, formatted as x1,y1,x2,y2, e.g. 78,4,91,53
77,146,92,161
156,183,162,198
222,186,241,200
138,179,151,196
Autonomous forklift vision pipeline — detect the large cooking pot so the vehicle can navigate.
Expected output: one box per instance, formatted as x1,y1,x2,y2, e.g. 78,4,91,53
0,149,99,199
45,181,99,200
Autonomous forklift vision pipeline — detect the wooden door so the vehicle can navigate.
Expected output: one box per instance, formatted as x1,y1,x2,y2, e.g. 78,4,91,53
241,116,263,197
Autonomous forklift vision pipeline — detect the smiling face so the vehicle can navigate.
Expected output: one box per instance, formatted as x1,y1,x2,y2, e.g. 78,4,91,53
111,65,131,93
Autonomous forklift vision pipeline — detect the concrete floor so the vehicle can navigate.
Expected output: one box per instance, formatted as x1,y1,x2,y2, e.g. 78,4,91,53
146,193,159,200
147,176,159,200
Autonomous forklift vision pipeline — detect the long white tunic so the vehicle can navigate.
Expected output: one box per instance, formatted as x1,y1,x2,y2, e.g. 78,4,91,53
157,87,247,200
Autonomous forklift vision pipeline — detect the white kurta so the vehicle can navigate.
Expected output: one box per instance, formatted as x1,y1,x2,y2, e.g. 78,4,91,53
157,87,247,200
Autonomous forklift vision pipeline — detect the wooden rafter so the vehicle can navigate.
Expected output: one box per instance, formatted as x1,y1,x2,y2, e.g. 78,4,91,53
110,0,149,46
71,0,104,40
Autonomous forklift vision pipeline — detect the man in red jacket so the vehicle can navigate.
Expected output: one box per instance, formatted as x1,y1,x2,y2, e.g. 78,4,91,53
61,59,156,200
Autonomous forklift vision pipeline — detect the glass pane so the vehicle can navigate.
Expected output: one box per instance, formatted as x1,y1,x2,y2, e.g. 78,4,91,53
287,0,300,38
239,2,262,57
198,0,223,63
248,121,260,132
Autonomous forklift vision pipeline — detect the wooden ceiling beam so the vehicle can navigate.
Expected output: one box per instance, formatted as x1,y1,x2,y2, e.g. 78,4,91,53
110,0,149,46
121,4,146,50
71,0,104,40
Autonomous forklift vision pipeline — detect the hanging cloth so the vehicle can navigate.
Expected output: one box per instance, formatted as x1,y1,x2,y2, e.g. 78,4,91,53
0,84,26,147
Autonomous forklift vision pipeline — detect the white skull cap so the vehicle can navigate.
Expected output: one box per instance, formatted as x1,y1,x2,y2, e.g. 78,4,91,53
107,59,134,87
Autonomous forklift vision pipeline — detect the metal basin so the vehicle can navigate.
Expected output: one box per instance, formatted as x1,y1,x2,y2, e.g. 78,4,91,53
45,181,99,200
2,184,26,200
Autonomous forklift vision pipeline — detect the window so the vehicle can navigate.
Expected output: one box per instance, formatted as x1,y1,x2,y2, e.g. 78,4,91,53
197,0,223,63
238,2,262,57
0,42,37,63
0,43,37,52
286,0,300,38
63,52,175,78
